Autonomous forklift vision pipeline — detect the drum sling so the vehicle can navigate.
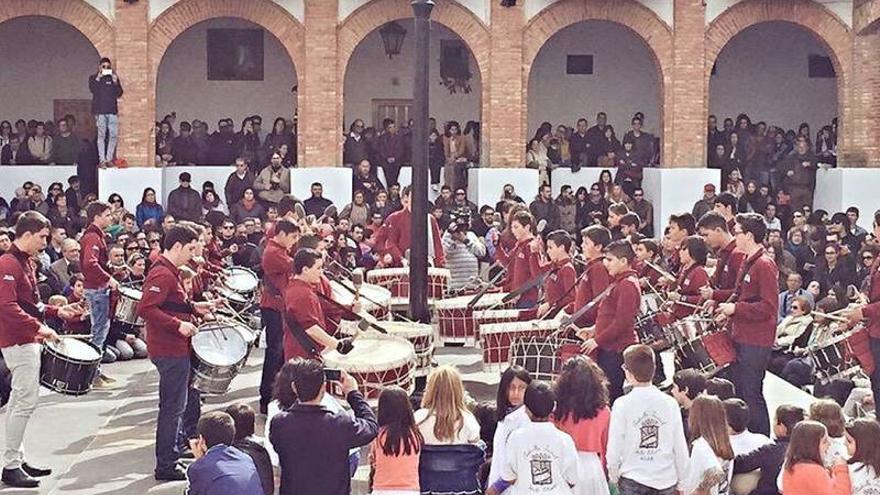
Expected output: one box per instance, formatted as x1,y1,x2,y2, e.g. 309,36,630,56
283,310,321,359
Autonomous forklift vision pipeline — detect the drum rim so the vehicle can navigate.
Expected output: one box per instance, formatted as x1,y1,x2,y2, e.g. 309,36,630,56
341,320,432,335
366,267,451,277
322,337,415,371
118,286,143,299
434,292,508,310
44,338,102,364
191,327,249,365
480,320,560,334
222,267,259,292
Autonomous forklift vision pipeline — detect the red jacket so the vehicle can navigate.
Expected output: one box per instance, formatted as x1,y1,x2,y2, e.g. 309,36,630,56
260,239,292,312
567,257,610,327
283,278,327,360
0,244,59,348
635,259,664,289
139,256,194,358
497,238,541,305
671,264,709,320
317,275,347,335
535,257,576,310
862,260,880,338
79,223,111,289
712,240,745,291
382,209,445,267
713,248,779,347
594,269,640,353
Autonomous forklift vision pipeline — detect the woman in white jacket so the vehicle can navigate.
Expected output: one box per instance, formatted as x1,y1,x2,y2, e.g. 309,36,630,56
487,366,532,493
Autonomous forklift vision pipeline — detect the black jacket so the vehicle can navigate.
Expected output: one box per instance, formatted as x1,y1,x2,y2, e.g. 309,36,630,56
529,198,560,232
233,437,274,495
88,74,123,115
734,438,788,495
224,171,255,206
343,134,369,165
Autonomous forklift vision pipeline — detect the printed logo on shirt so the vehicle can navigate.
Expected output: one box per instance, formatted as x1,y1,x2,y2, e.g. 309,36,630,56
92,245,99,251
634,412,665,451
525,447,556,487
683,278,691,287
148,285,161,293
744,274,751,283
1,274,13,282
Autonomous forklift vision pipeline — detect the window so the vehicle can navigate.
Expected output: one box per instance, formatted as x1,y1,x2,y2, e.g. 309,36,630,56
566,55,594,75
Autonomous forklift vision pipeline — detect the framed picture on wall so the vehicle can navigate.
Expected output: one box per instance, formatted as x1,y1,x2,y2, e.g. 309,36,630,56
207,28,264,81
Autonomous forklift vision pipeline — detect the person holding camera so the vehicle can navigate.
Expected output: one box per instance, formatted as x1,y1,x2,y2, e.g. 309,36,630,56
253,152,291,205
88,57,123,167
269,359,378,495
442,210,486,291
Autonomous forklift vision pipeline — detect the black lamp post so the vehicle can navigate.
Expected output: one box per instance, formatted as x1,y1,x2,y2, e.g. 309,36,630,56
379,21,407,59
408,0,434,323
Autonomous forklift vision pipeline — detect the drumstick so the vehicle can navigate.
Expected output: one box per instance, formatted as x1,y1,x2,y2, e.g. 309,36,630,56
644,259,676,281
62,334,93,340
812,311,850,324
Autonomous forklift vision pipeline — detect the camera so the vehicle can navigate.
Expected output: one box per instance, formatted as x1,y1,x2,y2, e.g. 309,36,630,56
323,368,342,381
447,209,471,234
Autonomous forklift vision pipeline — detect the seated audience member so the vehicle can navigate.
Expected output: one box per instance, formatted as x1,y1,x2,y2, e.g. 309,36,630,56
671,368,707,439
809,399,850,465
225,404,273,495
371,386,423,495
415,366,481,445
734,405,805,495
705,377,736,400
770,296,813,377
486,381,578,495
185,411,264,495
845,419,880,494
607,345,689,494
724,398,772,456
269,358,377,495
779,421,850,494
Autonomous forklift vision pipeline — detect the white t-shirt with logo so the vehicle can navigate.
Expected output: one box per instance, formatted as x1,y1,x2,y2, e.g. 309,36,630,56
681,437,733,495
849,462,880,495
502,421,579,495
729,430,772,457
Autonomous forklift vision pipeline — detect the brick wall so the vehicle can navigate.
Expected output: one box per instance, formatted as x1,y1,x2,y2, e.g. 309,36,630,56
3,0,877,168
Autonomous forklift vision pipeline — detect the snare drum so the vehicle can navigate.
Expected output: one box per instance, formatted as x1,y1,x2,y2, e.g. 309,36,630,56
367,267,450,300
329,280,391,320
810,333,859,380
434,292,511,345
338,320,435,376
216,286,253,314
675,330,736,375
322,334,416,405
191,322,249,395
114,287,145,327
474,308,539,328
666,316,717,345
508,335,583,382
481,319,559,369
40,337,102,395
221,267,259,303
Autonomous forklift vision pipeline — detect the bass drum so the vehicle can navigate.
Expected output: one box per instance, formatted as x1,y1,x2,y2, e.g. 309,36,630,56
40,337,102,396
191,323,249,395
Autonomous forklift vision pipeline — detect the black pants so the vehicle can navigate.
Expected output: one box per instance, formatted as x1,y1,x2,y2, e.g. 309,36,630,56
730,342,771,435
870,337,880,416
597,348,625,403
618,477,676,495
383,162,401,187
259,309,284,408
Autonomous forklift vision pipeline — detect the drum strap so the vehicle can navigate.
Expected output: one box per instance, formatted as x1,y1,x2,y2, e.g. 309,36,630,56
159,300,194,315
730,251,763,303
282,310,321,359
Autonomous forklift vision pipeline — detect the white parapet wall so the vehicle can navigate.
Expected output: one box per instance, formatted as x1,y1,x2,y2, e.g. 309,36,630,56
814,168,880,222
468,168,540,210
642,168,721,235
1,166,77,204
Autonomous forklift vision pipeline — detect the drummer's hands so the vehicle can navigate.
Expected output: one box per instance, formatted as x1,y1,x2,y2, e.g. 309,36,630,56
336,337,355,355
57,303,85,321
178,321,198,337
717,303,736,317
529,238,542,254
844,306,864,326
699,285,714,300
108,278,119,291
702,299,717,314
193,301,214,316
667,291,681,302
576,326,595,341
339,370,358,396
37,325,60,342
536,302,550,318
352,301,363,314
229,243,239,254
580,338,597,354
382,253,393,266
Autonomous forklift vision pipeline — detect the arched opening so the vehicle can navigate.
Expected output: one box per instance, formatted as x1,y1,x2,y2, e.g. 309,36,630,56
343,19,483,183
709,21,839,147
155,17,299,167
527,20,662,166
0,16,101,144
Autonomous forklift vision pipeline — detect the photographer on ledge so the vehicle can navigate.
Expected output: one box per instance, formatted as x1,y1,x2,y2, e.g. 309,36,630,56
442,208,486,292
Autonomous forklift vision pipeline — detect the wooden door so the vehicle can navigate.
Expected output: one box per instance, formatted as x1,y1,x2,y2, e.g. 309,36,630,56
372,99,413,129
54,99,96,139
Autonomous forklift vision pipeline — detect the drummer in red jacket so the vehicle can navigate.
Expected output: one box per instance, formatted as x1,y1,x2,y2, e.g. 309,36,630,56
0,212,80,488
259,219,300,413
567,225,611,326
532,229,577,318
80,201,118,385
578,240,641,402
664,236,710,322
138,224,215,482
381,185,445,268
846,210,880,421
697,211,745,292
282,248,354,361
705,213,778,436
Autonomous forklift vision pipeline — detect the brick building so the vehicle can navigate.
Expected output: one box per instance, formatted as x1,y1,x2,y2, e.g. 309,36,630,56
1,0,879,169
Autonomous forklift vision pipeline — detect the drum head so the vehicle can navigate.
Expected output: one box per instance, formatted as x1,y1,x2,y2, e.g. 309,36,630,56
118,287,143,301
192,326,248,366
224,268,258,293
48,338,101,362
323,335,414,372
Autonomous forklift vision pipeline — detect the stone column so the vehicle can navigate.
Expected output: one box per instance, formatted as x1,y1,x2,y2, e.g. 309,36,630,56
848,30,880,166
670,0,706,167
114,0,151,166
486,1,525,167
301,0,340,167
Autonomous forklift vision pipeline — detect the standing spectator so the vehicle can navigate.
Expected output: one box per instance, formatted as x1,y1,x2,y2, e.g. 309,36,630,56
622,116,654,165
269,359,378,495
377,119,408,187
556,185,577,235
442,216,486,291
415,366,481,445
569,118,591,169
166,172,203,222
526,138,551,186
253,153,291,205
443,121,472,191
185,411,264,495
693,183,717,222
340,190,370,228
629,188,654,237
303,183,333,218
529,184,560,232
343,119,368,166
171,121,198,166
209,119,238,166
224,158,255,207
780,138,818,212
135,188,164,229
89,57,123,166
65,176,85,214
370,386,424,495
201,190,227,217
230,189,266,225
26,122,52,165
428,128,446,191
352,159,384,204
0,136,21,165
487,367,532,490
51,119,79,165
234,118,261,166
225,404,274,495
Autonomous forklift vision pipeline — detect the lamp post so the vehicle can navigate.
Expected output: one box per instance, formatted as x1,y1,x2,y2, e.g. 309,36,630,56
408,0,434,323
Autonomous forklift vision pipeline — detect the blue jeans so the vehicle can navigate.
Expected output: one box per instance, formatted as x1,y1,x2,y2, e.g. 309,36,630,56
84,288,111,349
152,357,200,473
618,477,676,495
259,309,284,408
95,114,119,163
730,342,771,435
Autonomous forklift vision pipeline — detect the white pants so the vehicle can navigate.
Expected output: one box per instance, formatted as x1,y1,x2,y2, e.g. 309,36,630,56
1,343,41,469
575,451,610,495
